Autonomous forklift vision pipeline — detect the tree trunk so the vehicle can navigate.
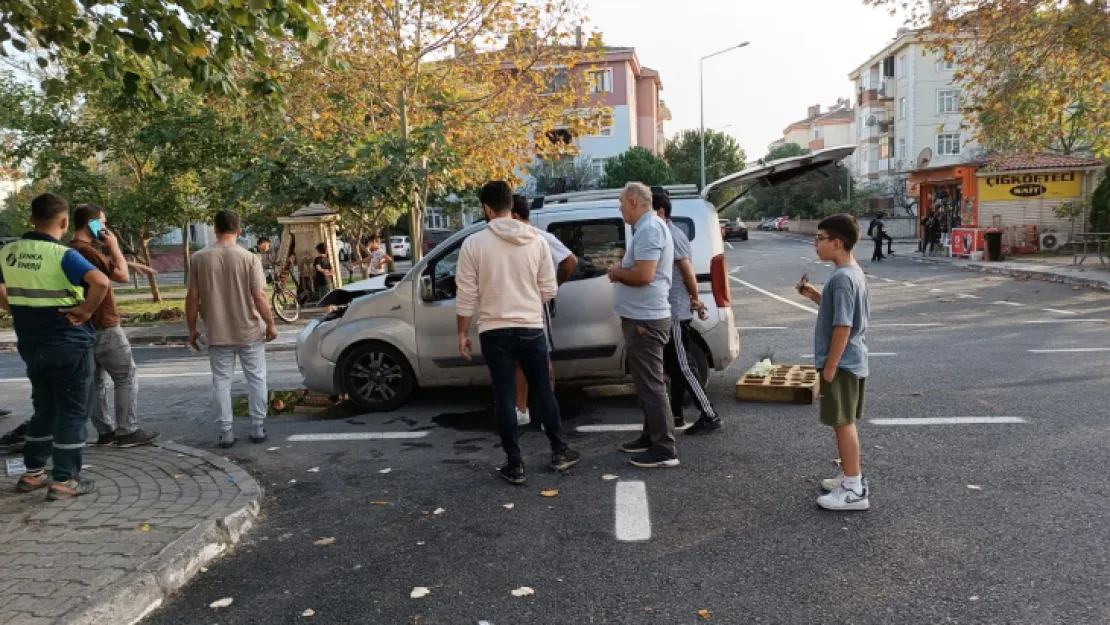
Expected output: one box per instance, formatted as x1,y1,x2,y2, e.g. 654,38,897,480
140,236,162,303
182,223,192,284
400,89,425,263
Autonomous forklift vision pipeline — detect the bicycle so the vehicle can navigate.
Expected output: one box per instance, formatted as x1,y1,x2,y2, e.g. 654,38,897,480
267,264,301,323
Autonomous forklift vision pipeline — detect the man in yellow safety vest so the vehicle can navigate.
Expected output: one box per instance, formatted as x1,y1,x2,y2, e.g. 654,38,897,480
0,193,111,500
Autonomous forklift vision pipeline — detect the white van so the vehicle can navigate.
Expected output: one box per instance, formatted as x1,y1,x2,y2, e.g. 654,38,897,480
296,147,855,410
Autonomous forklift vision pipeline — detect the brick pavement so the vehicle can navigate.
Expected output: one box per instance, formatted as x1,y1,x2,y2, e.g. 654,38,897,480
0,442,260,625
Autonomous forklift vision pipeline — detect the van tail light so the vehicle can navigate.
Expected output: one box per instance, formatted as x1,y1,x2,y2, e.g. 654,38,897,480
710,253,731,307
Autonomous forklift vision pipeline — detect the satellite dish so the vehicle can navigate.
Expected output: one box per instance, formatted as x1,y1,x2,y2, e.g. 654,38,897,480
916,148,933,169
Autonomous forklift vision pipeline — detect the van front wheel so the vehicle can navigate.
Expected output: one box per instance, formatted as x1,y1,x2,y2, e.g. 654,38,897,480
338,342,415,412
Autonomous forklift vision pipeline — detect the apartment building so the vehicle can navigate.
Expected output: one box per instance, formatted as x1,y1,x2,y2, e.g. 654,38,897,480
848,28,978,192
770,99,856,154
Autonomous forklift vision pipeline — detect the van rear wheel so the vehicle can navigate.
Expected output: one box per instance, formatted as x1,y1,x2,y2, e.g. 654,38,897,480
339,342,415,412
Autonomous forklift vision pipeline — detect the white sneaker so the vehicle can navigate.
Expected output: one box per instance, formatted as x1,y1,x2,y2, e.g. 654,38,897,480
817,482,870,511
820,473,844,492
516,409,531,426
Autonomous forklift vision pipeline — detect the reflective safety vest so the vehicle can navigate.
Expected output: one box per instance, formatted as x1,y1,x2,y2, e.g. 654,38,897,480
2,238,83,307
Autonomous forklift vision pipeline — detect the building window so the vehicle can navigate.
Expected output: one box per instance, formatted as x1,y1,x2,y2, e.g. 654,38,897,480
898,97,907,120
898,138,907,160
542,68,569,94
898,55,907,78
937,89,961,114
936,47,962,72
590,158,609,177
813,127,824,141
858,116,864,138
588,69,612,94
937,133,961,156
879,140,892,160
599,126,611,137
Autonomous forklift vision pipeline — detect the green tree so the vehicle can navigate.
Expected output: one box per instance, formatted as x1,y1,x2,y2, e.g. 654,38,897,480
1091,167,1110,234
764,142,809,161
745,145,856,219
663,129,746,185
0,0,324,99
601,147,673,188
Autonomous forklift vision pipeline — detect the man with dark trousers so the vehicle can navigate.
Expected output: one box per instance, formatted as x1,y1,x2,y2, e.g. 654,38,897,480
0,193,111,500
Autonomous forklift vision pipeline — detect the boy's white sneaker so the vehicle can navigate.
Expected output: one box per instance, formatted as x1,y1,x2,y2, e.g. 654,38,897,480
817,482,870,511
820,473,844,492
516,409,531,426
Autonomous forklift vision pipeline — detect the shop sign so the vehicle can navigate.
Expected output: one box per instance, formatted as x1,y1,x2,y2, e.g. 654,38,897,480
979,171,1083,202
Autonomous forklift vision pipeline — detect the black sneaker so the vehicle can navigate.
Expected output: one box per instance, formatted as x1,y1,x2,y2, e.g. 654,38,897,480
549,447,581,472
619,436,651,454
630,449,680,468
498,463,526,486
674,416,687,429
0,421,28,452
116,429,159,448
684,417,722,435
96,432,117,446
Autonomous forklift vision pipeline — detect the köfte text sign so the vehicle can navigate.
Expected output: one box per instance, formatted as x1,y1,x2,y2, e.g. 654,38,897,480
979,171,1083,202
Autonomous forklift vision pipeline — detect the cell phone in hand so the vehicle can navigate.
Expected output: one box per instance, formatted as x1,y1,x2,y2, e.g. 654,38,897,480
88,219,105,241
796,272,809,291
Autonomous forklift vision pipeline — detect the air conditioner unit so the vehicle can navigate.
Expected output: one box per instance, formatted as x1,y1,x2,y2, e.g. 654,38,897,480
866,115,877,126
1039,231,1066,252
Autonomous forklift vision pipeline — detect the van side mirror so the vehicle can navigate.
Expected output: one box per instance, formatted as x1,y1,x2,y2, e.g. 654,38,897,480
420,275,434,301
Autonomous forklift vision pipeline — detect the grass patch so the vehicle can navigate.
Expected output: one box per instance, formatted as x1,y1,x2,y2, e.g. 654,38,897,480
115,284,188,296
0,299,185,330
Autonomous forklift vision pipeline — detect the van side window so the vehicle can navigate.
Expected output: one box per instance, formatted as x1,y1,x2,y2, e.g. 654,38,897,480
671,217,695,242
547,218,626,282
424,245,463,300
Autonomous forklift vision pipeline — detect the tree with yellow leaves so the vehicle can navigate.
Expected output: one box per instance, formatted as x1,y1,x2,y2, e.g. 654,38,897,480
864,0,1109,157
261,0,610,260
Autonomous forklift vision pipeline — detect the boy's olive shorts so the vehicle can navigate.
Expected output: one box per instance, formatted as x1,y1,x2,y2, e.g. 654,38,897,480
818,368,867,427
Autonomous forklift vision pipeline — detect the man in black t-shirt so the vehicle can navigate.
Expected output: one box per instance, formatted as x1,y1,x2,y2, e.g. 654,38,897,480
313,242,333,299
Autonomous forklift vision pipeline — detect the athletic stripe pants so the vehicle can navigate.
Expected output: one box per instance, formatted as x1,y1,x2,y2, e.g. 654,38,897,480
663,318,717,422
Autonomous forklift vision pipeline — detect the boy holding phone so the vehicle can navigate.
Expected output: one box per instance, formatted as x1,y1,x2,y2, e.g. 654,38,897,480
70,204,160,448
797,215,871,511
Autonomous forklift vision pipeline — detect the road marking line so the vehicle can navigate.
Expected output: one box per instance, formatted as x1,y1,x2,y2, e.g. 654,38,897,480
870,323,943,327
730,266,741,274
1024,319,1106,324
287,432,430,441
1027,347,1110,353
738,326,789,330
956,293,980,299
801,352,896,358
992,301,1025,307
1041,308,1079,315
729,276,818,315
799,256,812,261
904,282,920,287
725,241,734,249
870,417,1026,425
576,424,642,433
880,278,895,283
615,481,652,542
930,288,946,293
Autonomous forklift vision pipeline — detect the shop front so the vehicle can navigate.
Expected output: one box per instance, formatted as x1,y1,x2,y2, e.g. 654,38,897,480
975,154,1105,254
909,163,981,254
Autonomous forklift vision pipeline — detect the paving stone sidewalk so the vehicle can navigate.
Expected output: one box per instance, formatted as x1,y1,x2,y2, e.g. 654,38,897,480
905,252,1110,290
0,443,261,625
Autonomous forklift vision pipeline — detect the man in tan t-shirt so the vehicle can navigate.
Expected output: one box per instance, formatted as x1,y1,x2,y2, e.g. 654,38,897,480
186,210,278,448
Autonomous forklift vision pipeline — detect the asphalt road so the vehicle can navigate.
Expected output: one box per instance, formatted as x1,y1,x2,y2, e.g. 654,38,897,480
4,232,1110,624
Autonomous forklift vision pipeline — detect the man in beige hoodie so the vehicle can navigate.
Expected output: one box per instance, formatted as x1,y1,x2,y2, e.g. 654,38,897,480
456,181,581,485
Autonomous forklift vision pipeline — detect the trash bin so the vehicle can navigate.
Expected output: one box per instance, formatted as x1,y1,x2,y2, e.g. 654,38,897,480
984,229,1003,261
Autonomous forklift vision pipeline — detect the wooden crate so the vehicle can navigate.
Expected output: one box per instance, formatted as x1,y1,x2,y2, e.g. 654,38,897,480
735,364,818,404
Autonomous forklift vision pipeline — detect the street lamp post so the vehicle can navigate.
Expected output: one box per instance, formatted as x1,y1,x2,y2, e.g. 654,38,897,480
700,42,749,189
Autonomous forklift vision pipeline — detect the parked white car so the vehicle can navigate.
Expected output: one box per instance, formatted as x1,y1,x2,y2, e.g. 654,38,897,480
391,235,411,260
296,146,855,410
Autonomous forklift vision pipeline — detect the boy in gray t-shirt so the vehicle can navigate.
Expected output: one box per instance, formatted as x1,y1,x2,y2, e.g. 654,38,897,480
797,214,871,511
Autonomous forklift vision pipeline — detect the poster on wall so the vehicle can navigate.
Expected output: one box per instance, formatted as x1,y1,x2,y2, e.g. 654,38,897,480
978,171,1083,202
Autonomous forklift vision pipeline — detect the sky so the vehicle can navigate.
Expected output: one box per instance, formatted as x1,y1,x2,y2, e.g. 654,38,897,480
582,0,906,161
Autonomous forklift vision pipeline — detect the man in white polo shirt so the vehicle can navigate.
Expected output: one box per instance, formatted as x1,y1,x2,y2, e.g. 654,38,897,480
510,194,578,426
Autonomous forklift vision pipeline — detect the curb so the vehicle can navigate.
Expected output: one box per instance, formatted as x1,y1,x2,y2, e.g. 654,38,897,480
907,255,1110,291
59,442,262,625
0,337,297,351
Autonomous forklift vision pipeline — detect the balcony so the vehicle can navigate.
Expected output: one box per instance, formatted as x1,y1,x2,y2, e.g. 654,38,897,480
878,79,894,101
862,121,892,142
857,88,879,106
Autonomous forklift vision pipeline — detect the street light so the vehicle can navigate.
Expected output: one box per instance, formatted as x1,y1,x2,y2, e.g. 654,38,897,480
700,42,749,189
